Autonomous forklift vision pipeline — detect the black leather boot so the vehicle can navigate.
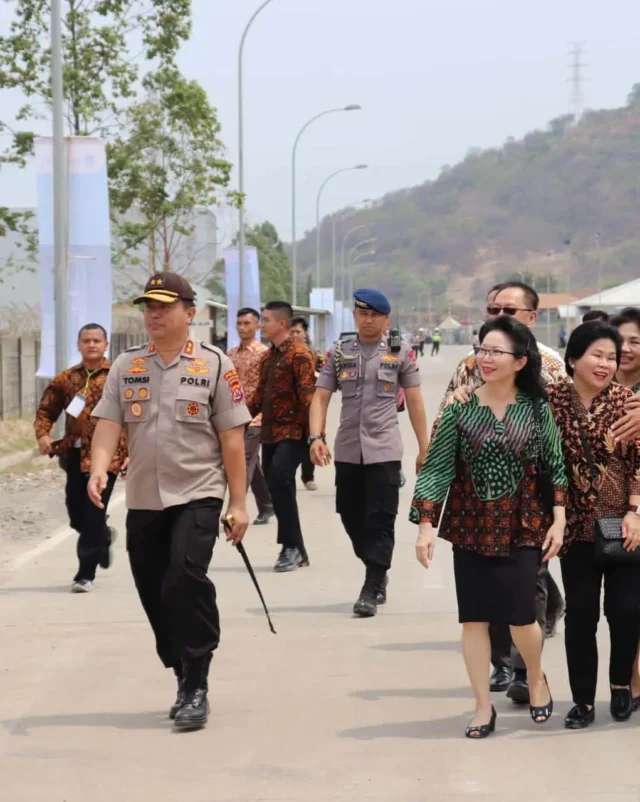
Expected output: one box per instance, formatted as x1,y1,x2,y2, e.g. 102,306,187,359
353,567,385,618
174,655,212,730
169,666,186,720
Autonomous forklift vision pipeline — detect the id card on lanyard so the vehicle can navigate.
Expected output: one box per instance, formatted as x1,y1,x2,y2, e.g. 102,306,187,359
65,368,99,418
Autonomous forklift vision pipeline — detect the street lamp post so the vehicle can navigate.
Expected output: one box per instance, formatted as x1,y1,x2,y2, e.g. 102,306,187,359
51,0,68,415
238,0,274,308
331,198,370,302
291,105,362,305
315,164,367,289
345,237,376,299
340,224,371,302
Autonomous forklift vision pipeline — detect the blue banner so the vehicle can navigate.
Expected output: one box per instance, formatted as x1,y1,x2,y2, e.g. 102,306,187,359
224,247,261,350
35,137,112,376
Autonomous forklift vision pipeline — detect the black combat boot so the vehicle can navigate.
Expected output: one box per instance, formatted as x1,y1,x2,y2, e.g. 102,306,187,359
174,655,212,730
353,566,386,618
376,573,389,605
169,665,186,720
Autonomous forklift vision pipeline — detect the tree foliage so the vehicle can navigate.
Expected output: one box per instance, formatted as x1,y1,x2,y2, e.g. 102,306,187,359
0,0,229,277
245,221,292,303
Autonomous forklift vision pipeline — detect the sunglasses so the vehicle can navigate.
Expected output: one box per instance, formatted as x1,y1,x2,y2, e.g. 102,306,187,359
486,306,533,317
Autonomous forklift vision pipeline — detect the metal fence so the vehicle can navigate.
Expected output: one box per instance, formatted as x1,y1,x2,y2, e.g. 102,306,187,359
0,332,147,421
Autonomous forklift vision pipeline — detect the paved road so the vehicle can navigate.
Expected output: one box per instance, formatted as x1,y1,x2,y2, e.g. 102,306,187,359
1,346,638,802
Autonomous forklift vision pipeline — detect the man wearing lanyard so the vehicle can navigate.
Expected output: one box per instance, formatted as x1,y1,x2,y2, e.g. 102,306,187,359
34,323,127,592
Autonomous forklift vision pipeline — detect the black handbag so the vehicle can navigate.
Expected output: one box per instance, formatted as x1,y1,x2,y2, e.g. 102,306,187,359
532,398,555,515
579,431,640,562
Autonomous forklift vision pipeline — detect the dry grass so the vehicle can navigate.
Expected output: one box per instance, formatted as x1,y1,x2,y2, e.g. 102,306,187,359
0,418,37,457
0,457,51,476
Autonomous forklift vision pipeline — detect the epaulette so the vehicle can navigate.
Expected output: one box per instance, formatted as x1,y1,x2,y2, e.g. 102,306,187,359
125,342,148,352
201,341,223,354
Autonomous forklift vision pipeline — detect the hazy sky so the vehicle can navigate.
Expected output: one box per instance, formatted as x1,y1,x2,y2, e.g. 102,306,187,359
2,0,640,246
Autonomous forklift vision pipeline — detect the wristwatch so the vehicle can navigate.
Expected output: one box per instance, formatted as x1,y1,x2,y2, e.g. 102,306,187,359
628,505,640,516
307,434,323,446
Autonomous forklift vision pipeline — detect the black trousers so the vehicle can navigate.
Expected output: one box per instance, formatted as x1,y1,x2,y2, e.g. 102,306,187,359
126,497,222,670
561,541,640,706
301,447,315,484
335,461,401,571
490,563,563,671
244,427,273,516
262,440,307,553
431,341,440,356
64,448,117,582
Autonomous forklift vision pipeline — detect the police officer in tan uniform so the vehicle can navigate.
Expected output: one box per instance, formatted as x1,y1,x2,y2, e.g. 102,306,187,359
309,289,429,617
88,273,251,731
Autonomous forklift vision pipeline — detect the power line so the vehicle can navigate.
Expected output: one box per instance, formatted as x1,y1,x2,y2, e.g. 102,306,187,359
568,41,587,121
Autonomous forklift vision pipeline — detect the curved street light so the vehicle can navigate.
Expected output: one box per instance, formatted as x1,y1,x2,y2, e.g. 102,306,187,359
340,224,371,301
315,164,368,288
331,197,371,298
291,105,361,305
238,0,275,307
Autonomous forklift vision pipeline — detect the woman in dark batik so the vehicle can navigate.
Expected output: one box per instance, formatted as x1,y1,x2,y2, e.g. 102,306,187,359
411,316,567,739
547,322,640,730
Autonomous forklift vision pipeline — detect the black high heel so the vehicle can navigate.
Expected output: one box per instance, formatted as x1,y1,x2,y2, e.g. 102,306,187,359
530,674,553,723
465,706,497,739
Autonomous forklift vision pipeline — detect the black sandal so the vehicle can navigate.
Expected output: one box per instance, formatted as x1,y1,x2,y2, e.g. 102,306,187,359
465,706,497,739
530,674,553,723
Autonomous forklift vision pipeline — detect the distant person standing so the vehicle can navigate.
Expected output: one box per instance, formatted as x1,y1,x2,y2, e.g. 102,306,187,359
228,308,274,526
431,328,441,356
291,316,318,491
558,324,567,350
34,323,127,593
310,289,428,617
250,302,317,572
89,273,250,731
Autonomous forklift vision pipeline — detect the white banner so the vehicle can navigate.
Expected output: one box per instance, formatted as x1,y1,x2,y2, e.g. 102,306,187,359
36,137,112,376
224,247,261,350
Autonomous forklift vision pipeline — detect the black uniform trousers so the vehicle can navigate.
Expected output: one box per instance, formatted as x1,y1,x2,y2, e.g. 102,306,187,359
335,460,401,571
561,541,640,706
300,448,315,485
126,497,222,671
64,448,117,582
262,439,307,554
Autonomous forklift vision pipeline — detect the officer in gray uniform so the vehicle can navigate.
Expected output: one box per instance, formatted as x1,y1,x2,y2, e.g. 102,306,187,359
309,288,429,617
88,272,251,731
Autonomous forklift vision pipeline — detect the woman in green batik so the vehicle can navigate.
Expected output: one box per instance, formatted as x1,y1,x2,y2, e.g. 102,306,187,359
411,316,567,739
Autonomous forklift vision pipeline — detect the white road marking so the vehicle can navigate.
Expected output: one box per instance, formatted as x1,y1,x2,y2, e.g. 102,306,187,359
8,491,127,571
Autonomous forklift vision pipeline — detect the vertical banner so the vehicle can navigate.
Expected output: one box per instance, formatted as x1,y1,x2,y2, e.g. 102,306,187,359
309,288,335,352
36,137,112,377
224,247,261,350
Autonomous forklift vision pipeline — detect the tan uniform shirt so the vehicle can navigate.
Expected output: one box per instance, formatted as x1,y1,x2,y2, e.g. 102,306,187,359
317,338,421,464
92,338,251,510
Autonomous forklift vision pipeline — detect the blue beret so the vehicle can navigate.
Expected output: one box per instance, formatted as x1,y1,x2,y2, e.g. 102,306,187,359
353,288,391,316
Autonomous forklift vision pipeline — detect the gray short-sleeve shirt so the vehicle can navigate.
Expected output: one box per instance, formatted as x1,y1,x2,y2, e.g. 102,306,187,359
316,338,420,464
93,339,251,510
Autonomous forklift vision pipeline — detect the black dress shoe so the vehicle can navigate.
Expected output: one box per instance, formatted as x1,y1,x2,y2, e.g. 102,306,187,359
273,548,302,572
353,588,377,617
490,666,512,693
376,574,389,605
253,512,272,526
174,688,209,730
507,670,530,705
169,676,186,720
565,703,595,729
610,688,633,722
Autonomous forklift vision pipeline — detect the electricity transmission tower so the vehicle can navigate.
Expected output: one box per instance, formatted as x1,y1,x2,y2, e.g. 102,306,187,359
568,41,587,121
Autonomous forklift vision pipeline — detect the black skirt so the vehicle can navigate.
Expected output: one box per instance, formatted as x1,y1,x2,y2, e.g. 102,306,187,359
453,545,541,626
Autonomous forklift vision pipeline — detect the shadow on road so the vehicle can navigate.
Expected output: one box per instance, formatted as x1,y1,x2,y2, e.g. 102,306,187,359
351,686,471,701
247,602,353,616
0,585,73,594
372,640,461,653
339,714,472,740
2,711,172,734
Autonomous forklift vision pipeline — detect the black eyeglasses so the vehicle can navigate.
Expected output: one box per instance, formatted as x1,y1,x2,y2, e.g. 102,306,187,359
486,306,534,317
474,346,517,361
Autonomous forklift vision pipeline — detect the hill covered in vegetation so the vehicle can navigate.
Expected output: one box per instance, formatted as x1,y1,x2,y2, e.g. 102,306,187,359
296,83,640,314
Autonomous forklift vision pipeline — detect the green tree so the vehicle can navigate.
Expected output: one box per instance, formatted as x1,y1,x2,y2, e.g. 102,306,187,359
108,66,231,274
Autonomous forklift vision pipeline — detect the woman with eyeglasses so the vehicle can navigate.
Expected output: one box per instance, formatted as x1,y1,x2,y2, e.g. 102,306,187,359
610,308,640,711
411,316,567,739
546,322,640,729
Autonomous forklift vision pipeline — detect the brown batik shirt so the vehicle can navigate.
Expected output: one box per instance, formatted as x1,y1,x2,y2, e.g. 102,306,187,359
34,360,127,474
547,381,640,550
249,336,316,444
